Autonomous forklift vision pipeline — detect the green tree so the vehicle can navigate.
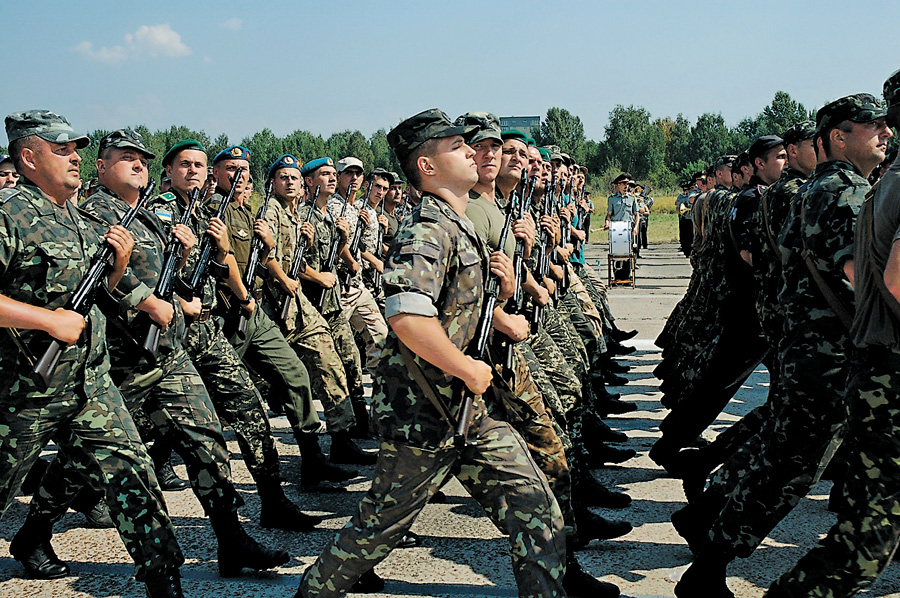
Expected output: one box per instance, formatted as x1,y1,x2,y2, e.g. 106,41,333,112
603,105,667,179
690,113,736,165
282,130,327,164
241,128,283,184
325,130,374,170
534,107,586,164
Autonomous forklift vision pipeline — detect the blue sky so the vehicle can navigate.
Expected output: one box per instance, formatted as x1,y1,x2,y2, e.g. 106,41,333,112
2,1,898,146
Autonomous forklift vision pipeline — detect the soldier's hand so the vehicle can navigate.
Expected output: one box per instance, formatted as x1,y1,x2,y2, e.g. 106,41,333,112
207,218,231,255
255,220,275,251
336,217,350,241
300,222,315,245
540,215,555,235
545,278,556,295
106,225,134,272
180,296,202,318
558,245,572,260
504,314,530,342
141,295,175,329
243,297,256,315
377,214,388,229
346,257,361,275
513,215,536,251
462,357,493,395
320,271,338,289
359,209,371,227
279,277,300,297
45,308,85,345
533,284,550,307
173,224,197,254
490,251,516,300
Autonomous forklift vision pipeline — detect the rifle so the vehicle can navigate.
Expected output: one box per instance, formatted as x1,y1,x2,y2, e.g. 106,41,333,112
574,188,587,254
142,186,203,358
372,200,386,290
179,167,244,300
496,171,529,375
530,180,553,333
32,181,156,387
278,185,319,324
339,181,374,287
454,189,515,448
237,179,274,336
313,184,354,311
555,180,570,293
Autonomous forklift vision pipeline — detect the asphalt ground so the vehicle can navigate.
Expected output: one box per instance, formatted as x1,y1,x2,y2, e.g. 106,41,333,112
1,240,899,597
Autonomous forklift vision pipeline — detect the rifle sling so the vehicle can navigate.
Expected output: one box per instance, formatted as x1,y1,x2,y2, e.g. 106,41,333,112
863,189,900,323
398,341,459,433
799,197,854,332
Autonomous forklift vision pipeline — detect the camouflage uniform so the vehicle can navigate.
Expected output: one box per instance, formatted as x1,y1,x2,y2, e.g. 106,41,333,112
767,154,900,597
263,194,355,433
706,160,867,558
0,183,184,580
300,193,566,598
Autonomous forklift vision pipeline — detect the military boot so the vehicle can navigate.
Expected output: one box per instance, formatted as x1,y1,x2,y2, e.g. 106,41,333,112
673,544,735,598
298,433,358,489
257,479,324,532
10,517,69,579
583,436,637,468
574,471,632,509
571,508,632,548
351,569,385,593
156,460,191,492
329,431,377,465
583,410,629,443
563,551,620,597
209,510,290,576
348,397,371,439
145,572,185,598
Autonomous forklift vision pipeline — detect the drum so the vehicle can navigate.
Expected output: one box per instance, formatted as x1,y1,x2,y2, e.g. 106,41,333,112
609,221,632,256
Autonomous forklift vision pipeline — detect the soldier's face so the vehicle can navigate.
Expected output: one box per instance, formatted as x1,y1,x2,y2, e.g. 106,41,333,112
840,118,893,174
338,167,363,196
541,161,551,183
0,162,19,189
500,139,529,184
426,135,477,189
755,145,787,185
166,150,208,196
790,139,817,175
30,139,82,195
368,176,389,204
213,159,250,196
471,138,502,185
305,166,337,197
97,147,149,196
388,183,402,201
273,169,302,201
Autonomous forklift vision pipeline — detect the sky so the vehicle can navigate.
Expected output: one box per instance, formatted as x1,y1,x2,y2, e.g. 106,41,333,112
2,0,899,147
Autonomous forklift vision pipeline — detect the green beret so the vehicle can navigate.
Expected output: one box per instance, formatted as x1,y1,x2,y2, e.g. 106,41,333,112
502,129,529,144
538,147,552,161
163,139,206,167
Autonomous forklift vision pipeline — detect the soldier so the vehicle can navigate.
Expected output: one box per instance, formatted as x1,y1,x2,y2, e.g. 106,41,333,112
208,146,359,485
381,171,403,251
0,112,177,597
674,176,694,255
765,69,900,598
296,108,568,598
357,168,392,298
17,129,292,585
676,93,893,598
260,153,374,465
0,153,18,189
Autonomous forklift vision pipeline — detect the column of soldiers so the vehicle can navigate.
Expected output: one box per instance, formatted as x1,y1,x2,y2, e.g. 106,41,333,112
651,70,900,598
0,106,641,598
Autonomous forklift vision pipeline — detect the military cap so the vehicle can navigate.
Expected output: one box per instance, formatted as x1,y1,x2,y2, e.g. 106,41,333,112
389,171,402,184
714,155,737,168
267,153,302,180
781,121,816,146
301,157,334,176
370,167,394,184
816,93,887,134
732,151,751,171
336,156,364,173
538,147,552,161
98,128,156,159
550,150,564,162
502,129,530,145
5,109,90,149
454,112,502,144
214,145,251,164
387,108,476,163
612,173,632,184
0,154,11,166
162,139,206,167
884,69,900,107
748,135,784,162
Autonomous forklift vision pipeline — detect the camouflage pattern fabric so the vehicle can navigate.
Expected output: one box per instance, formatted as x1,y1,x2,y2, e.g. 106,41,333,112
297,203,342,315
0,182,183,579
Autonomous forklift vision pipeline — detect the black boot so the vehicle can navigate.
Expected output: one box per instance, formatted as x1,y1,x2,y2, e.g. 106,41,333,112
574,472,632,509
258,480,324,532
145,571,185,598
348,397,371,439
583,412,628,444
156,460,191,492
583,437,637,468
329,431,377,465
595,395,638,416
563,552,620,597
298,433,358,489
10,518,69,579
667,447,716,503
351,569,385,593
670,501,717,555
570,508,632,549
674,545,734,598
606,360,630,374
608,340,636,356
610,327,638,342
603,371,630,386
80,496,115,529
210,510,290,577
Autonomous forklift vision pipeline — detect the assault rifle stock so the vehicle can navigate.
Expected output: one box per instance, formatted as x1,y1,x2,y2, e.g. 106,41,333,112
237,179,274,336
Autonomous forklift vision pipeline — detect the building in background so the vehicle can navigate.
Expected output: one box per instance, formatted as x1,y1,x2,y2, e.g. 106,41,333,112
500,116,541,138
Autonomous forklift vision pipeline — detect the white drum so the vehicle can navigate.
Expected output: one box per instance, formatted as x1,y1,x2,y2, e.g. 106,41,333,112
609,221,632,256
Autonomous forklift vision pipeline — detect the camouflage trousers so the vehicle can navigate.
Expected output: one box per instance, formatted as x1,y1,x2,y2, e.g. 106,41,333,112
529,318,582,416
568,268,605,344
0,378,183,580
228,306,321,436
518,339,568,433
708,334,850,557
268,292,355,434
340,281,387,375
183,316,280,483
767,350,900,598
299,415,566,598
324,308,367,422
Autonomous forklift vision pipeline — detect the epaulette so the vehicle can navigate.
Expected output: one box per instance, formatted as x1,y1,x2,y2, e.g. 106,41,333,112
157,191,177,202
0,187,23,205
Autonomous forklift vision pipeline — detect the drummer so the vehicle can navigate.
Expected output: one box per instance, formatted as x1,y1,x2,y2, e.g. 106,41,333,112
605,173,639,279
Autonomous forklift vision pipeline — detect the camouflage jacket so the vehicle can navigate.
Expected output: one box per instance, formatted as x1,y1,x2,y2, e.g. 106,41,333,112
372,192,489,449
82,186,185,363
327,192,365,288
357,200,380,276
0,182,112,396
297,201,342,315
778,160,869,344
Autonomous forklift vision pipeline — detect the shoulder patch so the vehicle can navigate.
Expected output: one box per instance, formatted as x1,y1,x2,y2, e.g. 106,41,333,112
158,191,177,201
155,210,173,222
0,188,23,205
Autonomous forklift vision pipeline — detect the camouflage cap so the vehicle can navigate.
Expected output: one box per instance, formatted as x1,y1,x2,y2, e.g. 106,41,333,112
389,171,402,184
714,154,737,168
162,139,206,167
748,135,784,162
370,167,394,184
781,121,816,146
454,112,502,145
816,93,887,134
98,128,156,159
267,153,302,180
5,109,90,149
884,69,900,107
387,108,476,163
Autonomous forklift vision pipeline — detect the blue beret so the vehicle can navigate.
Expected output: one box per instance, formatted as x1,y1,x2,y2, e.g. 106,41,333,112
267,153,302,180
213,145,251,164
301,157,334,176
0,154,11,165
